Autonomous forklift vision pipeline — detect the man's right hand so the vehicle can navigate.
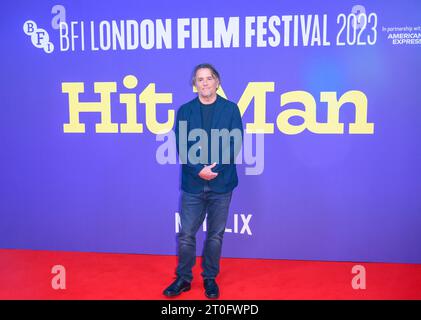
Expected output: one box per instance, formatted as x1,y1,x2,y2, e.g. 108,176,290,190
198,163,218,181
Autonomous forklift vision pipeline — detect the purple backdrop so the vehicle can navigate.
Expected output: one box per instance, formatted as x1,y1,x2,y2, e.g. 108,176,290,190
1,0,420,263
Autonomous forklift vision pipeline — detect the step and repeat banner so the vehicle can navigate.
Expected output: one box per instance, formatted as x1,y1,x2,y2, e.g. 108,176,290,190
1,0,420,263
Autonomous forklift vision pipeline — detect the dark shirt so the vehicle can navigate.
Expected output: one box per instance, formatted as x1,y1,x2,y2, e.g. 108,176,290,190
200,99,216,165
200,99,216,135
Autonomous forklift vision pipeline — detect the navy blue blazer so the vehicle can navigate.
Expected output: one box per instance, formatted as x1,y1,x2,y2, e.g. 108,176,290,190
175,94,244,194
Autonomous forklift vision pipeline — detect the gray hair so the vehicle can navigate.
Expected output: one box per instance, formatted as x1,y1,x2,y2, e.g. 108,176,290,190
191,63,221,86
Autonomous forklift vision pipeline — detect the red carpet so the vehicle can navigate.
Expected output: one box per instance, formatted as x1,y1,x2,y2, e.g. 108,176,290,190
0,249,420,300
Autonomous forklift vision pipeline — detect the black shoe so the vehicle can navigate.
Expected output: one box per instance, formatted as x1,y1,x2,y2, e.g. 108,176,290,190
163,278,191,297
204,279,219,299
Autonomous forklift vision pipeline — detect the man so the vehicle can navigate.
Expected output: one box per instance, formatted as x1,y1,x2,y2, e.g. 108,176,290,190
163,63,243,299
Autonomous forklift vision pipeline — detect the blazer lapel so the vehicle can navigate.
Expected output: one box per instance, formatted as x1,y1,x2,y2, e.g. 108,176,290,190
211,95,224,129
190,97,202,129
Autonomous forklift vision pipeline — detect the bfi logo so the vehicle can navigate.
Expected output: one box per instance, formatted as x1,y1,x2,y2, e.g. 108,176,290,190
22,5,67,53
175,212,253,235
23,20,54,53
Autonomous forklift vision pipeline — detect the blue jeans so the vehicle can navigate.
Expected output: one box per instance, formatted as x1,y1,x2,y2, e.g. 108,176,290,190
176,186,233,282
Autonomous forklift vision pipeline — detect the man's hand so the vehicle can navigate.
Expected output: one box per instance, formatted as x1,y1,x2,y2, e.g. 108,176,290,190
198,163,218,181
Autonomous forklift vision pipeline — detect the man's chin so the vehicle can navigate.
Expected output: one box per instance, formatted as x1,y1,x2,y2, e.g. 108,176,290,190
199,92,215,98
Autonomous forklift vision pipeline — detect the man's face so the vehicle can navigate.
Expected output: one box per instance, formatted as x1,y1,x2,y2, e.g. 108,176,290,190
194,68,219,100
